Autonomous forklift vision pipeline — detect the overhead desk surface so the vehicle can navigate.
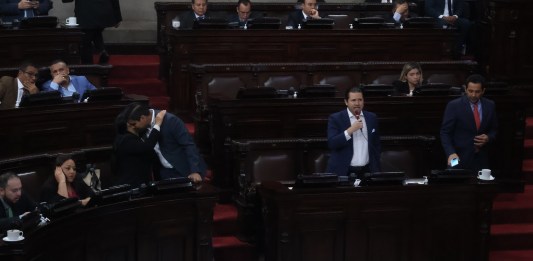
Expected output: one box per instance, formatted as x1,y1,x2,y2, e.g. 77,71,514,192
165,28,457,114
0,27,83,67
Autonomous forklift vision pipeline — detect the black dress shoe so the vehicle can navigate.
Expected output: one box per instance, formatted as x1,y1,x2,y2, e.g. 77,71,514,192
99,51,110,64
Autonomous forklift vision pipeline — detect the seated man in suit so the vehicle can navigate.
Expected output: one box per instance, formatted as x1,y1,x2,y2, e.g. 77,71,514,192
178,0,210,29
425,0,471,58
0,0,52,22
228,0,258,28
0,61,40,109
327,87,381,178
41,59,97,101
391,0,412,24
0,172,37,233
286,0,321,28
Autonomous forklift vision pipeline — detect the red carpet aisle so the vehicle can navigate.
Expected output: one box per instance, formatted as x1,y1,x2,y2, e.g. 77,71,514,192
106,55,170,110
490,117,533,261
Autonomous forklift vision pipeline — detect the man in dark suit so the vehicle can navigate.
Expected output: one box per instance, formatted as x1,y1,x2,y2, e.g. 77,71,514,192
425,0,471,58
227,0,259,28
440,74,498,171
286,0,321,28
61,0,122,64
0,172,37,233
178,0,210,29
0,61,39,109
41,60,97,101
155,111,206,183
327,87,381,178
0,0,52,22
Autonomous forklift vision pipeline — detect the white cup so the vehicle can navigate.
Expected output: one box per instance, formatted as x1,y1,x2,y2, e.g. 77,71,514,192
7,229,23,241
66,17,77,25
478,169,492,180
172,20,181,29
353,179,361,187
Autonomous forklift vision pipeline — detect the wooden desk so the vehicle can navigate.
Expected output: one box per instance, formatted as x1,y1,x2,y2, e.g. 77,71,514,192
208,95,527,190
0,97,147,159
0,184,216,261
166,29,456,114
0,27,82,67
260,180,497,261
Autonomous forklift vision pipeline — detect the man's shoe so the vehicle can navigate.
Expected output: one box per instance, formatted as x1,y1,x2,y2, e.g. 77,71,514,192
99,51,110,64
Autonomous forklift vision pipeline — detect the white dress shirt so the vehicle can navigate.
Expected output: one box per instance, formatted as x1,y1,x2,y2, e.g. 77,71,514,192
343,108,369,167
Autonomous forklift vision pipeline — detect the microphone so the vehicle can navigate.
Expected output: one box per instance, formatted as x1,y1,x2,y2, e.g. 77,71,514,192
72,92,80,103
355,113,362,132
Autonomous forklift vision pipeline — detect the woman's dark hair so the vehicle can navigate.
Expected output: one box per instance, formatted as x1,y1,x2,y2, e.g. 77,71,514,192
56,154,75,167
114,102,151,134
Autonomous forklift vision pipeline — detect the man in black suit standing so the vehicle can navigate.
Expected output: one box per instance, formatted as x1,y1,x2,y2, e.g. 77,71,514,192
178,0,210,29
286,0,321,28
425,0,471,58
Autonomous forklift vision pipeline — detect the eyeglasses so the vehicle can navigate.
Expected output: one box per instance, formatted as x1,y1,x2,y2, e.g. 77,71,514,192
22,71,39,78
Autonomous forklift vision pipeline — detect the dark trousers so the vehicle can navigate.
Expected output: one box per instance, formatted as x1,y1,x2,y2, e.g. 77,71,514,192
348,164,370,180
81,28,105,64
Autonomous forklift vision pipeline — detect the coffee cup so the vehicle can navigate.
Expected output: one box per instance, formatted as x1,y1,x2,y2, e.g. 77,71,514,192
66,17,77,26
353,179,361,187
6,229,23,241
478,169,492,180
172,20,181,29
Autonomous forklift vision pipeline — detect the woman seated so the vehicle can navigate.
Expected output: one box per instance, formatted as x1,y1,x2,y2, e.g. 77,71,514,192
392,62,424,96
40,154,94,206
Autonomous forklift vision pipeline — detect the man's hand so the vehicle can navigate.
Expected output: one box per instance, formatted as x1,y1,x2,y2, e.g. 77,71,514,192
18,0,33,10
22,80,39,94
474,134,489,149
442,15,457,25
309,9,320,19
155,110,166,126
188,173,203,183
346,119,363,135
52,74,68,85
396,2,408,15
447,153,459,166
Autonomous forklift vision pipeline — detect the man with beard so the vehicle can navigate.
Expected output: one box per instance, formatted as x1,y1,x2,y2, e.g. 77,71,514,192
326,87,381,178
0,172,37,233
440,74,498,171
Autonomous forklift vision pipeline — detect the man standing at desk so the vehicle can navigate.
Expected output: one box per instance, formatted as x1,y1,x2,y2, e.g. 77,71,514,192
179,0,210,29
0,0,52,22
327,87,381,178
0,61,39,109
41,60,96,101
286,0,321,28
0,172,37,233
440,74,497,171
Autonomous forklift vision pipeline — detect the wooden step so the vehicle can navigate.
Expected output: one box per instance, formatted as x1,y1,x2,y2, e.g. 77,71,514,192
490,249,533,261
491,223,533,250
213,236,258,261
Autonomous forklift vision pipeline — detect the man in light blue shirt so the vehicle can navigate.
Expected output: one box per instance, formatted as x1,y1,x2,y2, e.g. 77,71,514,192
41,60,97,101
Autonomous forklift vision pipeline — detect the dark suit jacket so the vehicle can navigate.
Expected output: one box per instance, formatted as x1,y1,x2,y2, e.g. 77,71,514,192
425,0,466,18
40,175,94,204
286,10,306,28
0,194,37,233
178,10,212,29
391,80,422,96
327,109,381,176
227,12,261,28
157,112,207,178
64,0,121,29
440,95,498,170
0,76,18,109
0,0,52,22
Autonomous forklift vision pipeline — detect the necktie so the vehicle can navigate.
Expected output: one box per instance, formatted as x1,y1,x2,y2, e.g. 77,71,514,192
447,0,454,16
473,103,480,130
24,9,35,18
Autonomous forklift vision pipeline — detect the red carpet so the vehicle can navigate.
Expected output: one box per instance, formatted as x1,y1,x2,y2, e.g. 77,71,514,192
490,117,533,260
106,55,170,110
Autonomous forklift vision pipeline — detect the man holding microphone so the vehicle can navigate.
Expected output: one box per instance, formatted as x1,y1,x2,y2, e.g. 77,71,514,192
327,87,382,178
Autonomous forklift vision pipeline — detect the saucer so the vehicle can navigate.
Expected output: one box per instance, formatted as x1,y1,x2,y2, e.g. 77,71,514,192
3,236,24,242
478,175,495,181
65,23,79,27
